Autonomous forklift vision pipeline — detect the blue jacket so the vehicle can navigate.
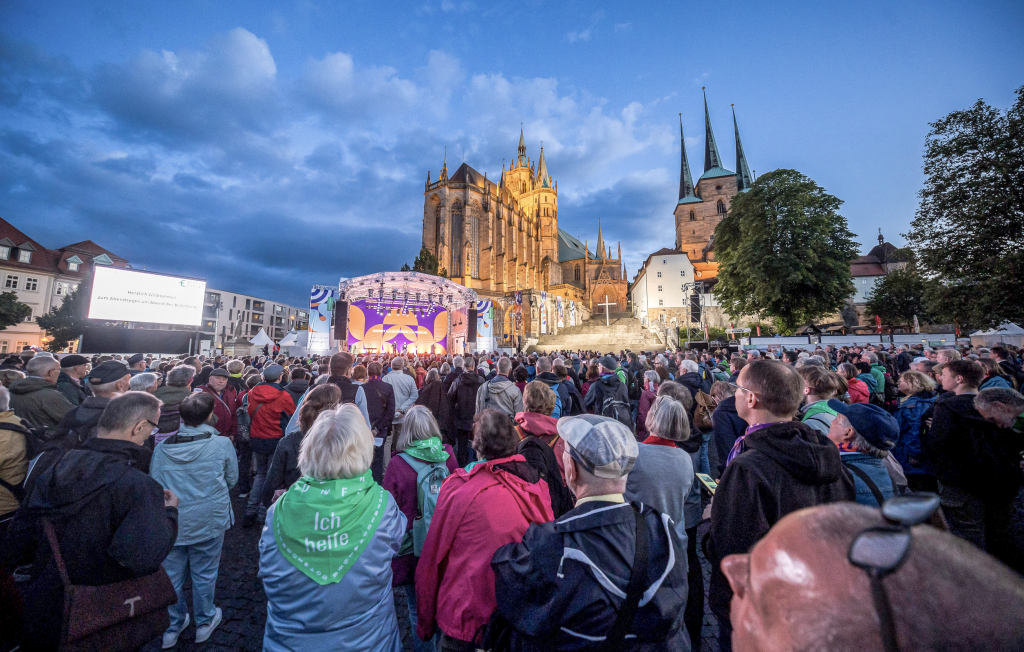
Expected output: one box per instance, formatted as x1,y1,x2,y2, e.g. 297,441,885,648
893,394,937,476
841,452,895,506
258,495,406,652
980,375,1012,390
150,423,238,545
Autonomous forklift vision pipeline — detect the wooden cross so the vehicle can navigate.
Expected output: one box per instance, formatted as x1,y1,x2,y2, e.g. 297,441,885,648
598,295,615,326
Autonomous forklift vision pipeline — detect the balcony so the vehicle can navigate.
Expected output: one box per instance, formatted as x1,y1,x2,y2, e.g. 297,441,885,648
252,301,265,311
250,313,263,324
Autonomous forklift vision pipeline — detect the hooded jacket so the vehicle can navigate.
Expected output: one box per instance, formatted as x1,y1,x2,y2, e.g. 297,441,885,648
847,377,870,404
922,393,1022,499
153,385,194,439
0,410,29,516
54,371,87,407
476,375,524,417
582,373,633,429
536,371,572,417
711,395,748,477
199,384,241,440
49,395,111,449
415,379,451,436
415,456,553,642
514,412,565,480
283,378,309,406
150,423,238,545
248,382,296,441
0,438,178,650
9,376,74,430
708,421,855,616
448,371,483,431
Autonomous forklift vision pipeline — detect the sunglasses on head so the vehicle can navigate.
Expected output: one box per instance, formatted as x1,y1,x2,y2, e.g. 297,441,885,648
847,493,943,652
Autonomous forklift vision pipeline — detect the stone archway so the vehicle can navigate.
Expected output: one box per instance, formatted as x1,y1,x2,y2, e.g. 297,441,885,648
592,285,619,312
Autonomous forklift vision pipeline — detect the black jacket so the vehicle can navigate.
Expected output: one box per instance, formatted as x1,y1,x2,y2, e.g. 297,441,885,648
711,396,748,477
54,372,87,407
448,371,483,431
708,421,855,617
493,500,689,651
1,438,178,650
261,430,304,507
675,372,704,420
415,379,451,435
442,368,464,395
363,378,395,437
283,379,309,406
583,373,632,428
922,393,1022,499
49,396,112,449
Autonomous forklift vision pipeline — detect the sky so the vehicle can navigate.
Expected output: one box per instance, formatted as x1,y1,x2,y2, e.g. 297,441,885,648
2,0,1022,307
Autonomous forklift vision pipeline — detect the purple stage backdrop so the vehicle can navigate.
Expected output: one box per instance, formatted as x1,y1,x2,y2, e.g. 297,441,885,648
345,300,449,353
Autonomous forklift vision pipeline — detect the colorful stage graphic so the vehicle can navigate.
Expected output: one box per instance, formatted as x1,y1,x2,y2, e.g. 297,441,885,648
308,286,334,352
345,300,449,354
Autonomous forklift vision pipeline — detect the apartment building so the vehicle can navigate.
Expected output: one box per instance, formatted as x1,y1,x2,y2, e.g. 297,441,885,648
201,289,309,356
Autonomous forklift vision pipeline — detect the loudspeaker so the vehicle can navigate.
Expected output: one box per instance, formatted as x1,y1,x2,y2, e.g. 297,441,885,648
334,301,348,340
467,308,478,343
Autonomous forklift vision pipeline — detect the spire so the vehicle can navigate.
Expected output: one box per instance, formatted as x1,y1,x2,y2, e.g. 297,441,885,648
878,228,884,246
500,159,505,188
518,125,527,167
678,114,696,201
702,88,723,172
733,105,754,191
439,147,448,182
537,143,551,188
596,219,606,260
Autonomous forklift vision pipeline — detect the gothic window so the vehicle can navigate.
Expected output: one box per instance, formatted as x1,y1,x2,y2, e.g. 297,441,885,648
450,200,464,276
470,214,480,278
717,200,726,215
689,211,695,221
574,265,580,281
434,204,443,253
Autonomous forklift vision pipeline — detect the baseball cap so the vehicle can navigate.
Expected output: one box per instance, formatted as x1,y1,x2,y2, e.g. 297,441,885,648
828,400,898,450
85,361,130,385
556,414,638,479
598,355,619,371
60,354,88,368
263,364,284,381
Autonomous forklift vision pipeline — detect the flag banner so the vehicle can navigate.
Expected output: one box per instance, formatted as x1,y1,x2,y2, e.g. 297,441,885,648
309,286,334,352
477,300,494,352
514,291,523,332
569,300,576,326
556,296,564,328
540,292,547,334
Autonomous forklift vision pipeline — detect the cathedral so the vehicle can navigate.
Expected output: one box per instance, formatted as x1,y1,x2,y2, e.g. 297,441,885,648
420,130,629,344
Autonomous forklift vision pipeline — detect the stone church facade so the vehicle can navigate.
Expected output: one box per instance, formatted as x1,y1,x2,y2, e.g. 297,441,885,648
420,131,628,344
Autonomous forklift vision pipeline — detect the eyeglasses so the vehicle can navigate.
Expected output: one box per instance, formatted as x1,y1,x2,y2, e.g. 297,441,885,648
141,419,160,437
728,382,759,398
847,493,942,652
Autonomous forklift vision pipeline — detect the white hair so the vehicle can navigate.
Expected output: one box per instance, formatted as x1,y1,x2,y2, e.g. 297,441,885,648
298,404,373,480
129,372,159,392
25,356,59,378
681,359,699,374
166,365,195,388
391,356,405,370
497,357,512,375
453,356,464,369
398,405,441,451
0,385,9,412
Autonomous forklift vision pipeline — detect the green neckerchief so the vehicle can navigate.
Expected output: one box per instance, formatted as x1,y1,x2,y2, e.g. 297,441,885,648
403,436,449,463
229,373,243,378
273,470,386,585
1013,414,1024,435
802,400,838,422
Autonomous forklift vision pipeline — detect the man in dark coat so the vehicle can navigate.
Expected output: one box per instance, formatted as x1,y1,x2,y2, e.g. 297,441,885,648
708,360,855,651
54,354,89,406
535,356,572,418
9,356,74,430
50,361,131,449
711,386,748,478
442,356,465,395
198,368,240,440
447,356,483,466
493,415,689,651
415,369,451,441
363,361,395,482
1,391,179,651
583,356,633,430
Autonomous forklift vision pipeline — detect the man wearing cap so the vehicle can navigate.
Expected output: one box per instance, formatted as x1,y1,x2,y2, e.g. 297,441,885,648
126,353,147,376
493,414,689,651
825,402,900,506
243,363,296,527
51,360,132,448
55,354,90,406
582,355,633,430
198,368,241,440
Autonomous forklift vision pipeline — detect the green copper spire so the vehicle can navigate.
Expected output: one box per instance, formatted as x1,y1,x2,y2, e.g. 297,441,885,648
703,88,723,172
733,105,754,192
678,114,696,201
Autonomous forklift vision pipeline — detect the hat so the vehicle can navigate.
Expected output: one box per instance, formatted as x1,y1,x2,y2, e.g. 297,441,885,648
598,355,619,371
263,364,284,380
912,357,929,364
556,414,638,479
126,353,145,366
85,361,130,385
209,368,230,378
829,400,898,450
60,354,88,368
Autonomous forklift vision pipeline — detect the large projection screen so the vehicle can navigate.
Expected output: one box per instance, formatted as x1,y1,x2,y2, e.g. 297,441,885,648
88,267,206,326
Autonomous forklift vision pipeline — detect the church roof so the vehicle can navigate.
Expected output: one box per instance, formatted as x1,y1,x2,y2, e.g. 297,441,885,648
703,89,725,173
558,229,596,262
677,195,703,205
733,106,754,192
678,115,697,203
699,166,735,180
448,162,497,191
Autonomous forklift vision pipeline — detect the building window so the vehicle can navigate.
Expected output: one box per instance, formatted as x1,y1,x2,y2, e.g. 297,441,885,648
23,310,33,322
662,259,667,264
680,270,685,277
67,261,79,272
689,211,696,221
657,271,662,278
657,285,663,292
0,247,9,260
0,342,6,354
574,265,580,281
25,278,38,291
17,250,31,263
17,342,29,350
4,275,17,290
245,299,251,310
717,200,726,215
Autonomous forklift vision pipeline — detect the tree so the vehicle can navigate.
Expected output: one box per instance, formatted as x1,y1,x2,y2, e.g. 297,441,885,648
404,246,448,277
906,86,1024,329
0,292,32,330
865,263,930,327
36,276,92,352
713,169,859,333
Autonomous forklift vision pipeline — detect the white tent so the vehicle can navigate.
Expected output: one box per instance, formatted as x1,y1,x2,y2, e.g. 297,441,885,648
970,323,1024,348
249,328,275,347
278,331,299,347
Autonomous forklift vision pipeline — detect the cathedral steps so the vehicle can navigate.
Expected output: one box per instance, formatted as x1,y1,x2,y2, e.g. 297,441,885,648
527,314,665,354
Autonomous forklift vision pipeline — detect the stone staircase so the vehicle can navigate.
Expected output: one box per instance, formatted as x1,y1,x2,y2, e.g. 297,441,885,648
527,313,665,354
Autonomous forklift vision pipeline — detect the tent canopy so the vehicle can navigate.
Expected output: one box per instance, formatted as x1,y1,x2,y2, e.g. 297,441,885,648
249,328,275,346
970,322,1024,337
278,331,299,347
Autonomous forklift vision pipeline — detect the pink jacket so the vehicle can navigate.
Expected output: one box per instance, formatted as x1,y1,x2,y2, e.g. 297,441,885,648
415,455,553,642
847,377,870,404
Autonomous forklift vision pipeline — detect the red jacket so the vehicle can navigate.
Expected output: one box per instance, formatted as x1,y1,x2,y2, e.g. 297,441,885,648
247,382,295,440
847,377,870,404
514,411,566,480
415,455,553,642
199,384,240,440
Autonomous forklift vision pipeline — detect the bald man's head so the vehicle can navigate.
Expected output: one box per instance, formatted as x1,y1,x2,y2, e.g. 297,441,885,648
722,503,1024,652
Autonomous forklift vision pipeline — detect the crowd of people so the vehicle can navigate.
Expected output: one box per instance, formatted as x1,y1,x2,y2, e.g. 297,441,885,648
0,340,1022,651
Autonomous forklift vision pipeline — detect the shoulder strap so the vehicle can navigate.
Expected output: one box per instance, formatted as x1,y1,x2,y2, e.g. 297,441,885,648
0,422,30,435
601,505,649,650
843,460,886,506
41,518,72,588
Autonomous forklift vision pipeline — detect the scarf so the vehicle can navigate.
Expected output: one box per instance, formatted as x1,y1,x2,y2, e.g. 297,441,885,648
403,436,449,463
273,470,387,585
726,422,779,467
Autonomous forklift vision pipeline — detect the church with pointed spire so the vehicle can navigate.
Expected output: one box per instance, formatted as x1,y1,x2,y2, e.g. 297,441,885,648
421,129,628,343
674,90,754,266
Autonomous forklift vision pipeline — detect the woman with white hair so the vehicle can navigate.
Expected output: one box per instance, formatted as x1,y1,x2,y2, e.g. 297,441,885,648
259,404,406,652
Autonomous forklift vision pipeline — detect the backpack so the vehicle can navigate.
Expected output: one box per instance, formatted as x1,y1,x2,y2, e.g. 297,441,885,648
601,395,634,431
0,421,54,501
397,453,450,556
235,393,255,442
549,382,564,419
693,391,716,431
625,369,642,402
517,435,574,517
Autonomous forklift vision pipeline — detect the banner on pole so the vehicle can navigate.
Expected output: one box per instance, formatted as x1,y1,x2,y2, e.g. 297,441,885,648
556,296,564,328
569,300,576,326
308,286,335,352
540,292,547,334
477,300,494,352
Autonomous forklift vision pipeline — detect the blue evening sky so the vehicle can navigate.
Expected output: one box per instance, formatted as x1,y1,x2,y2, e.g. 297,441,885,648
2,0,1021,305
